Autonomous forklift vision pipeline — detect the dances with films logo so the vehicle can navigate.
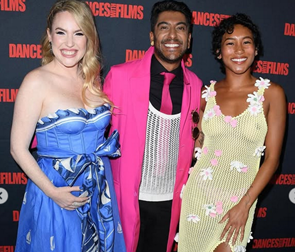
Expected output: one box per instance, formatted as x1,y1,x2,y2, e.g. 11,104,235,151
0,0,25,12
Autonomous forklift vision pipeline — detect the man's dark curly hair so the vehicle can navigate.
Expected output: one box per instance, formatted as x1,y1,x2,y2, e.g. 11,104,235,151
150,0,192,34
212,13,263,73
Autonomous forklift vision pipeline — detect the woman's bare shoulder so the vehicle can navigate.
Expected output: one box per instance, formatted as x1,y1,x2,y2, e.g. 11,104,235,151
265,80,285,100
19,65,57,94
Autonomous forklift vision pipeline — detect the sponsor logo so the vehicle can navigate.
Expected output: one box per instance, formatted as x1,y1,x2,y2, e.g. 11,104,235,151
86,2,143,19
0,172,27,184
13,210,19,222
183,54,193,68
0,89,18,102
0,246,15,252
255,207,267,218
284,23,295,36
252,238,295,248
125,49,193,67
9,44,42,59
192,11,230,26
0,0,25,12
253,60,289,75
126,49,145,62
288,103,295,115
269,174,295,185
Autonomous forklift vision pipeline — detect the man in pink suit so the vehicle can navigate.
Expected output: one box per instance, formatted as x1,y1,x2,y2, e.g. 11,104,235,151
103,1,202,251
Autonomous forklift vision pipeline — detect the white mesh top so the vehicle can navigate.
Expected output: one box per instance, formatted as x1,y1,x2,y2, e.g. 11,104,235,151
139,102,181,201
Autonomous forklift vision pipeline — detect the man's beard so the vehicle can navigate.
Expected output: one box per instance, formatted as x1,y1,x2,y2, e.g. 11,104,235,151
154,39,187,64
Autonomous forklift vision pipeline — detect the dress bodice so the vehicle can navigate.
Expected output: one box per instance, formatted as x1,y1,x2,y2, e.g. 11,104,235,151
202,79,268,164
199,79,268,188
35,104,111,157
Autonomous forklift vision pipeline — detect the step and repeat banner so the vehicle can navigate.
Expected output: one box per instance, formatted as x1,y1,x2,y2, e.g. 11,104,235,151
0,0,294,251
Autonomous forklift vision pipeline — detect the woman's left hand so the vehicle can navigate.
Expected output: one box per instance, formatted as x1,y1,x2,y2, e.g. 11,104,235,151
219,201,250,245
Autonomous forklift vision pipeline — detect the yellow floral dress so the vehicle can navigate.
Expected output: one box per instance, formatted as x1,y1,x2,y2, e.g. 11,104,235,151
178,78,270,252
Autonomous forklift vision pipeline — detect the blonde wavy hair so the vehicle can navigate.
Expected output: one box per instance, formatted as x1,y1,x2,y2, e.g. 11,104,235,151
41,0,112,108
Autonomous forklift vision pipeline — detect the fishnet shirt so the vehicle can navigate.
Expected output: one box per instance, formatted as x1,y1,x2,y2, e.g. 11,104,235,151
139,102,180,201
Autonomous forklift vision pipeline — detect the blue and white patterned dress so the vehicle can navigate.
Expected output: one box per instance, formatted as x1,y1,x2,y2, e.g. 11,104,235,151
15,104,126,252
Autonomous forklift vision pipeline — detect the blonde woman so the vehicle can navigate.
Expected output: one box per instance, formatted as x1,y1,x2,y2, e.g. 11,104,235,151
10,0,125,251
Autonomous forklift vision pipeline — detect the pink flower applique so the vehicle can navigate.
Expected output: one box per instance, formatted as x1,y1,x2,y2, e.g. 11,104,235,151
210,159,218,166
230,161,248,173
203,203,216,217
210,91,217,97
248,232,254,243
241,166,248,173
230,196,239,202
187,214,200,223
246,90,265,116
204,108,216,120
203,106,221,121
216,201,223,214
253,146,266,157
255,77,271,89
210,212,217,218
214,150,222,157
194,147,202,160
248,104,262,116
200,167,213,180
235,245,246,252
203,146,208,155
224,116,238,128
202,82,217,101
204,202,223,218
247,92,264,104
213,105,222,116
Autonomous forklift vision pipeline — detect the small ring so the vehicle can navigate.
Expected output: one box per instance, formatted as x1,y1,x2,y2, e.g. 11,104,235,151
72,202,79,207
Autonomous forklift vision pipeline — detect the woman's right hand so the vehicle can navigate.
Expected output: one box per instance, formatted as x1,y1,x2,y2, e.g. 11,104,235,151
49,186,89,210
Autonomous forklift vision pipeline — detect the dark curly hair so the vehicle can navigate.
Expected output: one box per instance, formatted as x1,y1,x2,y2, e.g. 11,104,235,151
150,0,192,34
212,13,263,73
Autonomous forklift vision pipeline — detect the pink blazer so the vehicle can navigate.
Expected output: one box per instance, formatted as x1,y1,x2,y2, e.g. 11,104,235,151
103,47,202,252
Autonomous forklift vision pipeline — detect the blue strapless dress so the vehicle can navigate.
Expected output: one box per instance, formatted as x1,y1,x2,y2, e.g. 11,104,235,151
15,104,126,252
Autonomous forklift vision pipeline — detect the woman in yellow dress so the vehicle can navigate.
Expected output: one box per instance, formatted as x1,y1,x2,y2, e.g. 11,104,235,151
178,13,286,252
